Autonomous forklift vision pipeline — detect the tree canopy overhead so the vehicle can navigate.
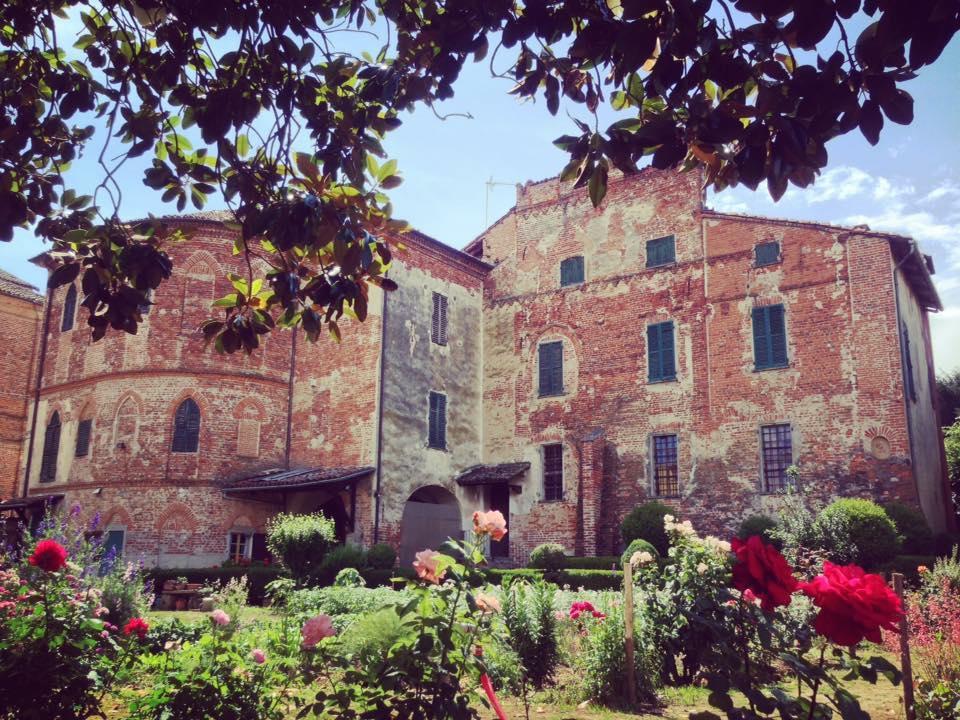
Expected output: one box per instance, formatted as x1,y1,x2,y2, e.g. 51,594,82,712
1,0,956,352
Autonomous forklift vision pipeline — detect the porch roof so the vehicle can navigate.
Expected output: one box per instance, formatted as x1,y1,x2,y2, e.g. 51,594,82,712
222,466,374,494
0,494,64,511
454,462,530,487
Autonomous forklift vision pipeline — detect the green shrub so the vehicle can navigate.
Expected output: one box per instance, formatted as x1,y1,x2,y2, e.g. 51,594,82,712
483,568,543,586
621,538,660,568
737,514,780,547
621,501,673,555
501,578,559,687
883,502,934,554
577,599,659,705
286,586,410,628
877,555,938,586
563,556,621,570
813,498,901,568
265,512,336,583
315,544,367,585
366,543,397,570
360,567,415,588
333,567,366,587
554,569,623,591
528,543,567,571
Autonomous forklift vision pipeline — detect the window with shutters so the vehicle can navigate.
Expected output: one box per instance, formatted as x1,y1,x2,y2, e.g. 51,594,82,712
901,325,917,402
646,235,676,268
760,424,793,492
754,241,781,267
428,391,447,449
431,292,448,345
752,304,788,370
171,398,201,453
75,418,93,458
647,321,677,383
39,412,61,483
538,341,564,396
228,531,253,562
61,285,77,331
651,434,680,497
543,443,564,502
560,256,585,286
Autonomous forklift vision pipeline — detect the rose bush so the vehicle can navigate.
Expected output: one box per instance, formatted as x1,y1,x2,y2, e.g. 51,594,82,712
730,535,797,612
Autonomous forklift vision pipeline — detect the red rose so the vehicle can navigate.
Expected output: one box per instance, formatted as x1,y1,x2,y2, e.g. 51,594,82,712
123,617,149,640
731,535,798,612
28,539,68,572
799,562,903,646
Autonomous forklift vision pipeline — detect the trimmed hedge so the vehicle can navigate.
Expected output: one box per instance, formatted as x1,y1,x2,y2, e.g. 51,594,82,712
814,498,901,568
484,568,622,591
882,502,933,555
562,556,621,571
621,539,659,568
359,567,415,588
877,554,938,586
737,514,781,548
621,501,673,555
528,543,567,571
147,566,285,606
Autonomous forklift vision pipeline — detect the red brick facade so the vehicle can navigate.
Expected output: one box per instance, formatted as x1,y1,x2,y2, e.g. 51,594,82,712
7,168,950,568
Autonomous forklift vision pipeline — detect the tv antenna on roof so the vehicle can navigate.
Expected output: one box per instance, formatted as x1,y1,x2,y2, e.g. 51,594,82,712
485,177,517,227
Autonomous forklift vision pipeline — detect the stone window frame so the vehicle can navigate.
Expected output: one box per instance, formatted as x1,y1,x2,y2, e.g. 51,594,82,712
427,390,447,450
649,433,680,498
227,529,255,563
61,284,78,332
758,422,795,493
541,442,564,502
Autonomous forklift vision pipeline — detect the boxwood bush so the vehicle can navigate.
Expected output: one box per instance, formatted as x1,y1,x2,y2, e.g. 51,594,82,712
563,556,621,571
621,501,673,555
266,512,336,583
814,498,901,568
366,543,397,570
737,514,781,548
528,543,567,571
882,501,933,554
620,538,660,567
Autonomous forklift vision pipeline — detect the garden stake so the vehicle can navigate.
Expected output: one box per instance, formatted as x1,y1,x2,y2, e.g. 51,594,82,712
623,559,637,707
893,573,916,720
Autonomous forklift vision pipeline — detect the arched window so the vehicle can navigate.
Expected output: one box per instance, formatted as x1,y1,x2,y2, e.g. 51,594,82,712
171,398,201,453
61,285,77,331
39,412,61,483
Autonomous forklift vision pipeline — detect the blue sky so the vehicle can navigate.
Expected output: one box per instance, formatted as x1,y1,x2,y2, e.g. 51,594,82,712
3,22,957,374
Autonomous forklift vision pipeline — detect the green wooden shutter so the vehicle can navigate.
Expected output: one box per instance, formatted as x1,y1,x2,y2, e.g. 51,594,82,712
560,256,584,286
539,342,563,395
768,305,787,366
646,236,676,267
752,307,771,369
428,392,447,448
660,322,676,380
647,324,662,381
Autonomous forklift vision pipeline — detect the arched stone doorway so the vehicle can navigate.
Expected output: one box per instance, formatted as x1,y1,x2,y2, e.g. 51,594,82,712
399,486,462,565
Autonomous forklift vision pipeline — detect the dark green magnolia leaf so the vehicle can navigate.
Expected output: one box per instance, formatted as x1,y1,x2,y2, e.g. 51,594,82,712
588,162,608,207
859,99,883,145
48,263,80,288
879,88,914,125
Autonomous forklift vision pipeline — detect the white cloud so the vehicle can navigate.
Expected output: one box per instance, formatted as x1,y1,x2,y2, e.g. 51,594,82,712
920,183,960,204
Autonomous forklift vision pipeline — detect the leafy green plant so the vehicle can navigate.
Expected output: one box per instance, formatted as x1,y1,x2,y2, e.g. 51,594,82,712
883,501,934,554
334,567,366,588
576,599,660,707
621,501,673,555
130,618,294,720
265,513,336,584
915,678,960,720
528,543,567,571
814,498,901,568
366,543,397,570
0,514,147,720
501,578,560,688
621,538,660,568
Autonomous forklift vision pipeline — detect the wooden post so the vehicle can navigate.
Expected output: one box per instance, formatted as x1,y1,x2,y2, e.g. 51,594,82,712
623,560,637,707
893,573,916,720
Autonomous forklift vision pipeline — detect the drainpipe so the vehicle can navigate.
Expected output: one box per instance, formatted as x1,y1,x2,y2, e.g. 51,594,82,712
284,327,298,470
22,284,53,497
373,289,389,544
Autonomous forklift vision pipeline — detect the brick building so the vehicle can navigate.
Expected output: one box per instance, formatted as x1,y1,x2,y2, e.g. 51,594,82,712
9,168,951,566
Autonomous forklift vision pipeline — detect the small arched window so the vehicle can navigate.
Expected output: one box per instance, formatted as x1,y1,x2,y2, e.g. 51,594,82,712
61,285,77,331
171,398,201,453
39,412,61,483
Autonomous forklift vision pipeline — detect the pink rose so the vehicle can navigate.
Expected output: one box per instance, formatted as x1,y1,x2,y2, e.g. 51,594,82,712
301,614,336,647
473,510,508,541
251,648,266,664
210,609,231,626
413,549,446,584
476,593,501,614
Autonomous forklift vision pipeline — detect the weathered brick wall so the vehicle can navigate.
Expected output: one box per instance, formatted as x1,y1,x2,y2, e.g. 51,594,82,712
476,168,943,562
0,291,42,499
26,221,294,566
